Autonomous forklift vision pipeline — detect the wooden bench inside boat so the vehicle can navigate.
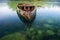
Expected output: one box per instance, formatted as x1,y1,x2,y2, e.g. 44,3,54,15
17,3,35,11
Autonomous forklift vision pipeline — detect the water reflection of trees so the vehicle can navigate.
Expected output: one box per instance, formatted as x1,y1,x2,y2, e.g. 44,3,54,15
7,1,47,10
9,0,31,1
7,1,18,10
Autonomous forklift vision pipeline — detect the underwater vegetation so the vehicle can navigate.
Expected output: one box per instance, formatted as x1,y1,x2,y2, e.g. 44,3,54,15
0,27,60,40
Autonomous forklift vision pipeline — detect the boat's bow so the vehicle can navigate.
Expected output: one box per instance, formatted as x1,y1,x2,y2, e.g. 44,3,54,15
16,3,36,23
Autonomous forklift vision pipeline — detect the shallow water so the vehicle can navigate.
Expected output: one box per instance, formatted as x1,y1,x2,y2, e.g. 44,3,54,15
0,1,60,38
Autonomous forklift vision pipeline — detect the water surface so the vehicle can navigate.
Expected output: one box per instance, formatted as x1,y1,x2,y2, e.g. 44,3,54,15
0,1,60,38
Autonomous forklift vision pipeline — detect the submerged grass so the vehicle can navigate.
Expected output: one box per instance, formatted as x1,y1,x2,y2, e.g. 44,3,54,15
0,27,60,40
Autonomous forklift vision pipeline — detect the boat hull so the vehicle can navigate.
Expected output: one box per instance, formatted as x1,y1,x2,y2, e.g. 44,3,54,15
16,4,36,23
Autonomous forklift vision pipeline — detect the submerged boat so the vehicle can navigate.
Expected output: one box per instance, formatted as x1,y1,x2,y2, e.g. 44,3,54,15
16,3,36,23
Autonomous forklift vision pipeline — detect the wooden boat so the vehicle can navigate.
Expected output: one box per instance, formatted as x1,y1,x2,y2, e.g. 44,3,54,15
16,3,36,23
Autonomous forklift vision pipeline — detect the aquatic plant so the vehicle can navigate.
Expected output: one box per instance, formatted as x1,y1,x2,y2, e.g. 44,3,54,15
1,27,60,40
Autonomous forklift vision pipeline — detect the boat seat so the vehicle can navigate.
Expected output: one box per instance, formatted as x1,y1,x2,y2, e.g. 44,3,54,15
17,4,35,11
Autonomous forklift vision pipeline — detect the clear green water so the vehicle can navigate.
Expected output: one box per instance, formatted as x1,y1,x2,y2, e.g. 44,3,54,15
0,0,60,40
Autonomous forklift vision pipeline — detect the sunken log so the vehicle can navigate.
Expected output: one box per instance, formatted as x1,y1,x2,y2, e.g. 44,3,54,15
16,3,36,23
